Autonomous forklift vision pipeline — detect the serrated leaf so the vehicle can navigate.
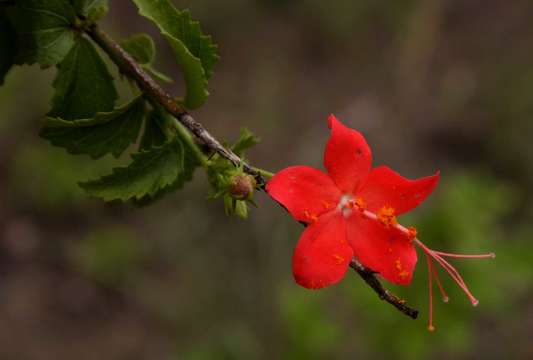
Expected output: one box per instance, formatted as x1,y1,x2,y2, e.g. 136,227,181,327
162,33,208,109
41,96,146,159
132,146,198,206
72,0,108,21
134,109,201,205
121,33,173,83
80,138,198,202
9,0,76,66
139,109,167,151
232,128,260,157
132,0,219,109
0,12,16,85
131,0,218,78
49,37,118,120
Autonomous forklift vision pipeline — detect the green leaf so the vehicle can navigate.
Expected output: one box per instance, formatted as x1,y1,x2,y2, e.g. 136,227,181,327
0,12,16,85
132,0,219,109
72,0,108,21
9,0,76,66
133,109,201,205
80,138,198,202
145,65,173,84
139,109,167,151
120,33,173,83
234,200,248,219
162,34,208,109
120,33,155,65
232,128,260,157
49,37,118,120
41,96,146,159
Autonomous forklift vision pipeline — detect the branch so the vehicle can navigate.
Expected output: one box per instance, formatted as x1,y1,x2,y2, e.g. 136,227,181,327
85,24,418,320
86,25,265,187
350,259,418,319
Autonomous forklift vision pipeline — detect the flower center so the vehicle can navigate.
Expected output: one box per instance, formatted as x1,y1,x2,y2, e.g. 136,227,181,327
338,194,354,218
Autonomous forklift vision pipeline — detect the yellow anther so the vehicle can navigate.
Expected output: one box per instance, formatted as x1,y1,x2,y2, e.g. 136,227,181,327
399,270,409,279
395,259,402,271
377,206,397,228
332,254,345,265
355,197,367,211
304,210,318,223
407,226,417,241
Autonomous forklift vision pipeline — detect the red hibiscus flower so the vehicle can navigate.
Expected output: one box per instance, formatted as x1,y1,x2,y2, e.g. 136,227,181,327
267,115,494,330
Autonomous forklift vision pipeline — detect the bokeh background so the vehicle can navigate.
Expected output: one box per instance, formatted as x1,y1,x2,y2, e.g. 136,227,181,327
1,0,533,358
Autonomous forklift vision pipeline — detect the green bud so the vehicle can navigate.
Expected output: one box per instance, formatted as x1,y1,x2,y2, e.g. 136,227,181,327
228,173,256,200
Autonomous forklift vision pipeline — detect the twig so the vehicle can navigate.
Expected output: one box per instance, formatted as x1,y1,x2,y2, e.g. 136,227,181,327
85,24,418,320
350,259,418,319
86,25,265,187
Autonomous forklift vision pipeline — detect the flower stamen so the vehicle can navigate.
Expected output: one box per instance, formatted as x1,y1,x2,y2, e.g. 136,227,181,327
354,197,367,212
429,256,449,303
377,206,397,228
407,226,417,241
425,254,435,332
303,210,319,223
356,207,493,330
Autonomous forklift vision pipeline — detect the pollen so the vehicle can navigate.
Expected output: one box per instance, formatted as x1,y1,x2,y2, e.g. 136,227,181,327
377,206,397,228
399,270,409,279
303,210,318,223
407,226,417,241
321,201,332,210
395,259,403,271
355,197,367,211
332,254,345,265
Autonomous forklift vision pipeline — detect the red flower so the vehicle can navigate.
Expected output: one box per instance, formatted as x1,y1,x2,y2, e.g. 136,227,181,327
267,115,494,330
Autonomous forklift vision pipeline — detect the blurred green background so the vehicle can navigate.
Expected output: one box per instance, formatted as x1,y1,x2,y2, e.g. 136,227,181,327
1,0,533,359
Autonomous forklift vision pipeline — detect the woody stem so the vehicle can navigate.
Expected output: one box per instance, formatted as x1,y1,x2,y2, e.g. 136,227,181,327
85,24,419,320
350,259,419,319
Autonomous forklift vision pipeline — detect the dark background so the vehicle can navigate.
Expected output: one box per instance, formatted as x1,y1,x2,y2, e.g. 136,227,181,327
1,0,532,358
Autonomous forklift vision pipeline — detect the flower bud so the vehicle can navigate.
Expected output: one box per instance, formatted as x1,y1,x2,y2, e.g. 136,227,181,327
228,174,256,200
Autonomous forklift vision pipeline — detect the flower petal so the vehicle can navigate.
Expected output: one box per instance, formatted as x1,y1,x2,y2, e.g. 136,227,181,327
346,213,417,285
358,166,440,215
324,114,372,194
293,212,353,289
266,166,341,224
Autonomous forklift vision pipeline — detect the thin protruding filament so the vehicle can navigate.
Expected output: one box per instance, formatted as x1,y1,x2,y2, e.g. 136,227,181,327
434,251,495,259
431,251,479,306
426,254,435,332
415,239,479,306
429,257,449,302
354,204,493,328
